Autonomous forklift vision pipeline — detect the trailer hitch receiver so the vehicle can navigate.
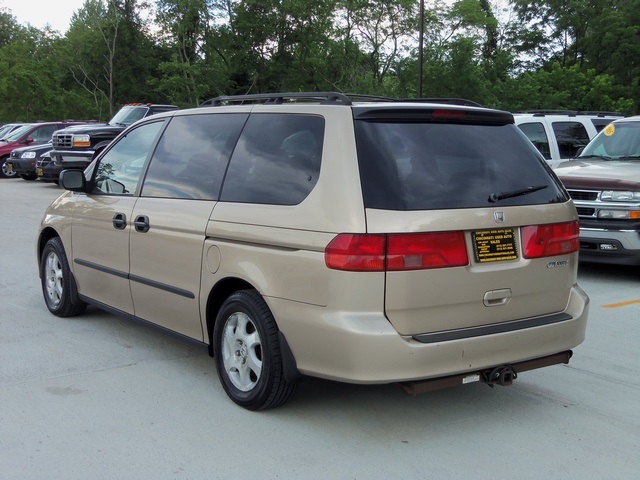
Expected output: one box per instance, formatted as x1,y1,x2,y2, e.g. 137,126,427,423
484,365,517,387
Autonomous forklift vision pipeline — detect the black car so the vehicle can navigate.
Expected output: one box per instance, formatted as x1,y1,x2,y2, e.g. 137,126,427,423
6,143,53,180
49,103,179,175
37,152,65,183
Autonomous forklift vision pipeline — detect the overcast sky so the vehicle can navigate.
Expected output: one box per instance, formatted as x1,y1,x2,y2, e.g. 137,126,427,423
1,0,86,33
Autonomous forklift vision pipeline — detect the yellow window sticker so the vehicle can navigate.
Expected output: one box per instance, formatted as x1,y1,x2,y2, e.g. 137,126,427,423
604,124,615,136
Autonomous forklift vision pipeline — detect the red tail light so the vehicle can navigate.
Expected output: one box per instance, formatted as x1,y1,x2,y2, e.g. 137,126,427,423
325,232,469,271
387,232,468,270
521,221,580,259
324,234,386,271
432,109,466,119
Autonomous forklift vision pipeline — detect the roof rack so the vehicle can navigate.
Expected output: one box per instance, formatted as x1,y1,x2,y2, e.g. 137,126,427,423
199,92,483,108
516,109,625,117
200,92,355,107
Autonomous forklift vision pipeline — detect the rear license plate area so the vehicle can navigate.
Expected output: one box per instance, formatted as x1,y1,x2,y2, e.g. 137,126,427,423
472,228,518,263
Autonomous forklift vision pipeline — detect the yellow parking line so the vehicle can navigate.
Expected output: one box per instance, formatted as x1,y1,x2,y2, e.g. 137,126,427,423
602,298,640,309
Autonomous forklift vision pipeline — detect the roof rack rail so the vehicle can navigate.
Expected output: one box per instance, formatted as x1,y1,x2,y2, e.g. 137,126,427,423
516,109,625,117
199,92,354,107
199,93,483,108
401,98,483,108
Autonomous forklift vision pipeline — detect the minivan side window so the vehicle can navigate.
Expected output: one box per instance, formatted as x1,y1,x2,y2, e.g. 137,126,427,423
552,121,590,158
220,114,324,205
141,113,248,200
517,122,551,159
90,121,164,196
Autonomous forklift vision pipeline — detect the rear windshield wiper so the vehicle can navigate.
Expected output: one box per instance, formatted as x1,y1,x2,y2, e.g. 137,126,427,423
488,185,548,203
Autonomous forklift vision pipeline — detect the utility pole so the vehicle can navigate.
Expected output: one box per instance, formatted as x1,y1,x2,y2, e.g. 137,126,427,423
418,0,424,98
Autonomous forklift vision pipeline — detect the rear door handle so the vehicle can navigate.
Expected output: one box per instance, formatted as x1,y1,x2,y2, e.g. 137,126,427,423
483,288,512,307
112,213,127,230
134,215,150,233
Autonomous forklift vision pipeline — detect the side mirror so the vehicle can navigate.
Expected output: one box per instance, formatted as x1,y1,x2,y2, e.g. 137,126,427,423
25,137,34,145
59,169,87,192
575,147,585,156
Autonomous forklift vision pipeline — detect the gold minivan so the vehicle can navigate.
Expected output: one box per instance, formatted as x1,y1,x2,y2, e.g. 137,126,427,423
38,93,589,410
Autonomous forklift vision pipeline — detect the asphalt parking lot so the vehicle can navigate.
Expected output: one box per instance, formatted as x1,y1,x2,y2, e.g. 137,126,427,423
1,179,638,479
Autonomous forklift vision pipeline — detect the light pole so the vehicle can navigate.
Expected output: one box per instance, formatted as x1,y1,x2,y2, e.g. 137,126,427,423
418,0,424,98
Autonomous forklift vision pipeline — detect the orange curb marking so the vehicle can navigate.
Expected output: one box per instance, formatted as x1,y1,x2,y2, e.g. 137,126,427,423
602,298,640,309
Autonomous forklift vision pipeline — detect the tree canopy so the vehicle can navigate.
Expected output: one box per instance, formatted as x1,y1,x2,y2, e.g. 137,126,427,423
0,0,637,122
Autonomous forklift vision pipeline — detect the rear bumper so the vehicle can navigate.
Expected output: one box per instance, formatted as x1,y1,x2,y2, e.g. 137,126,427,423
270,285,589,384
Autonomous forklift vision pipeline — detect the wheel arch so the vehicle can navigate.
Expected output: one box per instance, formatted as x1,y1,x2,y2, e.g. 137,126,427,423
205,277,254,356
37,227,61,275
92,142,110,157
204,277,301,383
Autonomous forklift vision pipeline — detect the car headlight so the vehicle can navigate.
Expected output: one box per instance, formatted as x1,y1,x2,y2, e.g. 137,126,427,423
21,151,36,158
73,134,91,147
601,190,640,201
597,210,640,219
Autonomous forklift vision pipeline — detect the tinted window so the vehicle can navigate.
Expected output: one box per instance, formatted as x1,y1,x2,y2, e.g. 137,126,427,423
355,121,565,211
90,121,164,195
221,114,324,205
518,122,551,159
552,122,590,158
142,114,247,200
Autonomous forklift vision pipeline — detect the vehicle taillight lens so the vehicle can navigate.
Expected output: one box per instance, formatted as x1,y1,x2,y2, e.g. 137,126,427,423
325,232,468,271
387,232,468,270
432,109,466,119
325,234,386,271
521,221,579,259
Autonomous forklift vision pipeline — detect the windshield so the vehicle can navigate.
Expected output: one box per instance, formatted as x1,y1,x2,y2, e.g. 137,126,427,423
2,124,32,142
108,106,149,126
0,125,13,138
580,122,640,160
355,120,566,210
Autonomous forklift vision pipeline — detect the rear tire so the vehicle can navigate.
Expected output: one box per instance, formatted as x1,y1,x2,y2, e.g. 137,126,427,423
213,289,296,410
40,237,87,317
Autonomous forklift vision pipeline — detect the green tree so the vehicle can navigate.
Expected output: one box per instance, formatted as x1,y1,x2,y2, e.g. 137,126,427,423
0,25,78,120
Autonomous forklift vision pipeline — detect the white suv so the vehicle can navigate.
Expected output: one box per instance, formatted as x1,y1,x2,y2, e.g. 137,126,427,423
515,111,624,168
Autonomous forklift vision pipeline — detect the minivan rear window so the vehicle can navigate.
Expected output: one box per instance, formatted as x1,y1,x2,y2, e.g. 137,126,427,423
354,120,567,210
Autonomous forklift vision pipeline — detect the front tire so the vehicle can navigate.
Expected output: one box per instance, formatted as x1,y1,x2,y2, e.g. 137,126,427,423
0,157,17,178
40,237,87,317
213,289,296,410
